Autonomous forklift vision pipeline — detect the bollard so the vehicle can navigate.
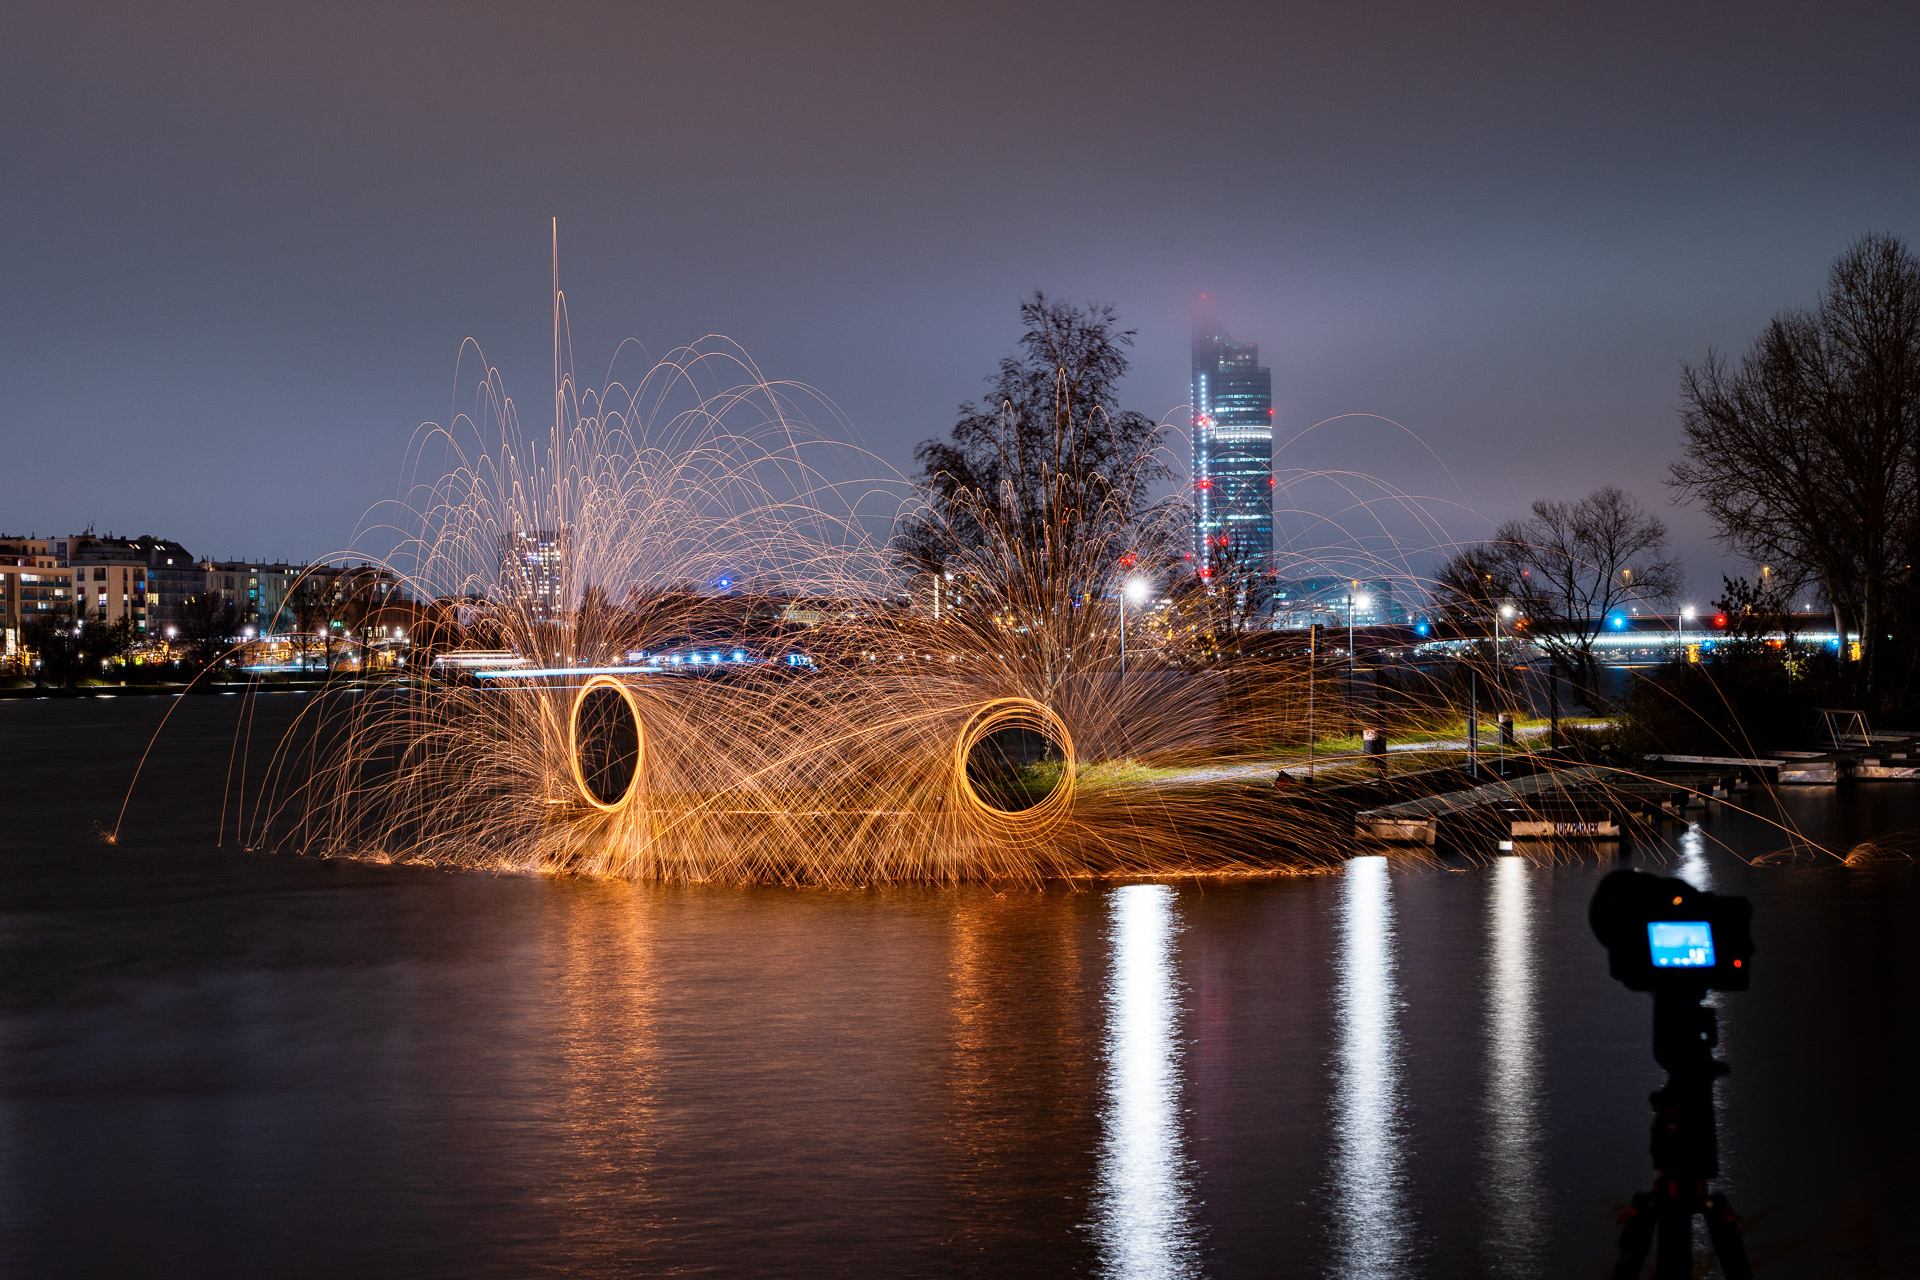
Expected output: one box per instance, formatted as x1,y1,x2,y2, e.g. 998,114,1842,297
1498,712,1515,748
1362,727,1386,757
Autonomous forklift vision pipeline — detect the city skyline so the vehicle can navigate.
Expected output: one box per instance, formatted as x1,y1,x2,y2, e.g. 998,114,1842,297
5,2,1920,591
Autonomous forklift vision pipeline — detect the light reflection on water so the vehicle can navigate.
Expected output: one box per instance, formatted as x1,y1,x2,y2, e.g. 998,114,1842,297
1094,883,1201,1278
1672,821,1735,1182
1329,855,1411,1277
1677,823,1714,889
1482,857,1543,1275
6,688,1917,1277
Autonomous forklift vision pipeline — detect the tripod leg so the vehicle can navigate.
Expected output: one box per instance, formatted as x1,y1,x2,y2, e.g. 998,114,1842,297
1654,1198,1694,1280
1613,1189,1658,1280
1701,1192,1753,1280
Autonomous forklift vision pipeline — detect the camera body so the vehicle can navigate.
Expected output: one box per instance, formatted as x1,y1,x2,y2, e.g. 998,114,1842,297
1589,868,1753,993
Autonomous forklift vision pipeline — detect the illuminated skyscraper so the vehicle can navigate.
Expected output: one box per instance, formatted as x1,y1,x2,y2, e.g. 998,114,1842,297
499,528,570,618
1191,305,1273,573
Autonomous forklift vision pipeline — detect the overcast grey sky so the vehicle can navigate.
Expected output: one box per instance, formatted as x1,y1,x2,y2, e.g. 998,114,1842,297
4,0,1917,599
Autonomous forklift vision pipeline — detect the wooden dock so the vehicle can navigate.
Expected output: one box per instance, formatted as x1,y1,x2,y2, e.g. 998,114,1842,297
1356,765,1620,845
1352,760,1772,847
1342,712,1920,851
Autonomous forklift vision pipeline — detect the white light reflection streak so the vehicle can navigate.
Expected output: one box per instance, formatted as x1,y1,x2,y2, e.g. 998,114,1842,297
1331,855,1410,1277
1677,822,1713,889
1483,856,1542,1274
1094,883,1200,1279
1675,823,1735,1174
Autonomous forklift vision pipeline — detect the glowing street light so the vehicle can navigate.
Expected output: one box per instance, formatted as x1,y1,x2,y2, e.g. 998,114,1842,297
1120,576,1151,679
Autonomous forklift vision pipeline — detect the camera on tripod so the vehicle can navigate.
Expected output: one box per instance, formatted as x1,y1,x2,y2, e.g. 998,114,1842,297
1590,868,1757,1279
1589,868,1753,994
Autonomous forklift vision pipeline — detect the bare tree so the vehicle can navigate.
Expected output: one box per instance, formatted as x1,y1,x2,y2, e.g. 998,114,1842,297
175,591,239,673
1671,232,1920,706
1711,571,1803,662
1469,487,1680,707
893,292,1178,592
22,605,80,689
1429,544,1516,627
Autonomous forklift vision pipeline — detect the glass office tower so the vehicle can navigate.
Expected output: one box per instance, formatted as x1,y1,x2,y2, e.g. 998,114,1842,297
1192,309,1273,573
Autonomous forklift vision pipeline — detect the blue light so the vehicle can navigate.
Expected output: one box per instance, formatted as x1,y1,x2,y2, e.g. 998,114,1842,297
1612,616,1626,629
1414,621,1429,636
1648,920,1715,968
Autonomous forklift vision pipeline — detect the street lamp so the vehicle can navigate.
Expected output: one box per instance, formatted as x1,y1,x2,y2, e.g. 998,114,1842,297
1120,576,1151,678
1497,602,1516,698
1346,582,1367,728
1681,605,1696,658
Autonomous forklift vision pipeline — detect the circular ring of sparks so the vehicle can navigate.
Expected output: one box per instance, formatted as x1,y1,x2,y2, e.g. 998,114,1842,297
952,697,1076,835
568,675,645,811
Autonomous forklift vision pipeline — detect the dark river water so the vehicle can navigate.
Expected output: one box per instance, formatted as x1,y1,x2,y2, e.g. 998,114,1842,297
2,694,1915,1277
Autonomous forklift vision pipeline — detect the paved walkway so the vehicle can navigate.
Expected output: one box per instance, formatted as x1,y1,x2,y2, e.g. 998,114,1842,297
1155,721,1609,787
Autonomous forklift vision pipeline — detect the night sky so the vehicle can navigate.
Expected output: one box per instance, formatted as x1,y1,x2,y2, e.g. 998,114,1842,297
5,1,1918,597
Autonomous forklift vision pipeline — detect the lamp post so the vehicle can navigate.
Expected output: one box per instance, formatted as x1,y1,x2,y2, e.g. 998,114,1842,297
1681,605,1696,661
1121,579,1144,675
1119,576,1150,679
1496,602,1516,702
1347,581,1370,732
1118,576,1150,747
1308,623,1319,778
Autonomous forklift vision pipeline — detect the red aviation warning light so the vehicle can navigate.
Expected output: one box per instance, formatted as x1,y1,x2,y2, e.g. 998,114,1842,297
1714,614,1728,628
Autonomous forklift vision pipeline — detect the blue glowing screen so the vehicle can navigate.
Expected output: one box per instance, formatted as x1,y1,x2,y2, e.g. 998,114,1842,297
1648,920,1716,968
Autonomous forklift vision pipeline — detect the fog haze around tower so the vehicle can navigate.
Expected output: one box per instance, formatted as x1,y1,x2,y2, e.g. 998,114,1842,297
1192,300,1273,573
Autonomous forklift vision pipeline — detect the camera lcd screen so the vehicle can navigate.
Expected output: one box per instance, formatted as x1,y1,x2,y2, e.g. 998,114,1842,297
1647,920,1716,968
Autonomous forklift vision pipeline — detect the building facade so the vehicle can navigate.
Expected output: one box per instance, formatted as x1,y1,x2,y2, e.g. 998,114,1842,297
204,561,305,633
1192,309,1274,574
0,537,75,661
50,534,152,633
499,529,569,618
131,538,200,632
49,533,213,634
1269,577,1403,629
